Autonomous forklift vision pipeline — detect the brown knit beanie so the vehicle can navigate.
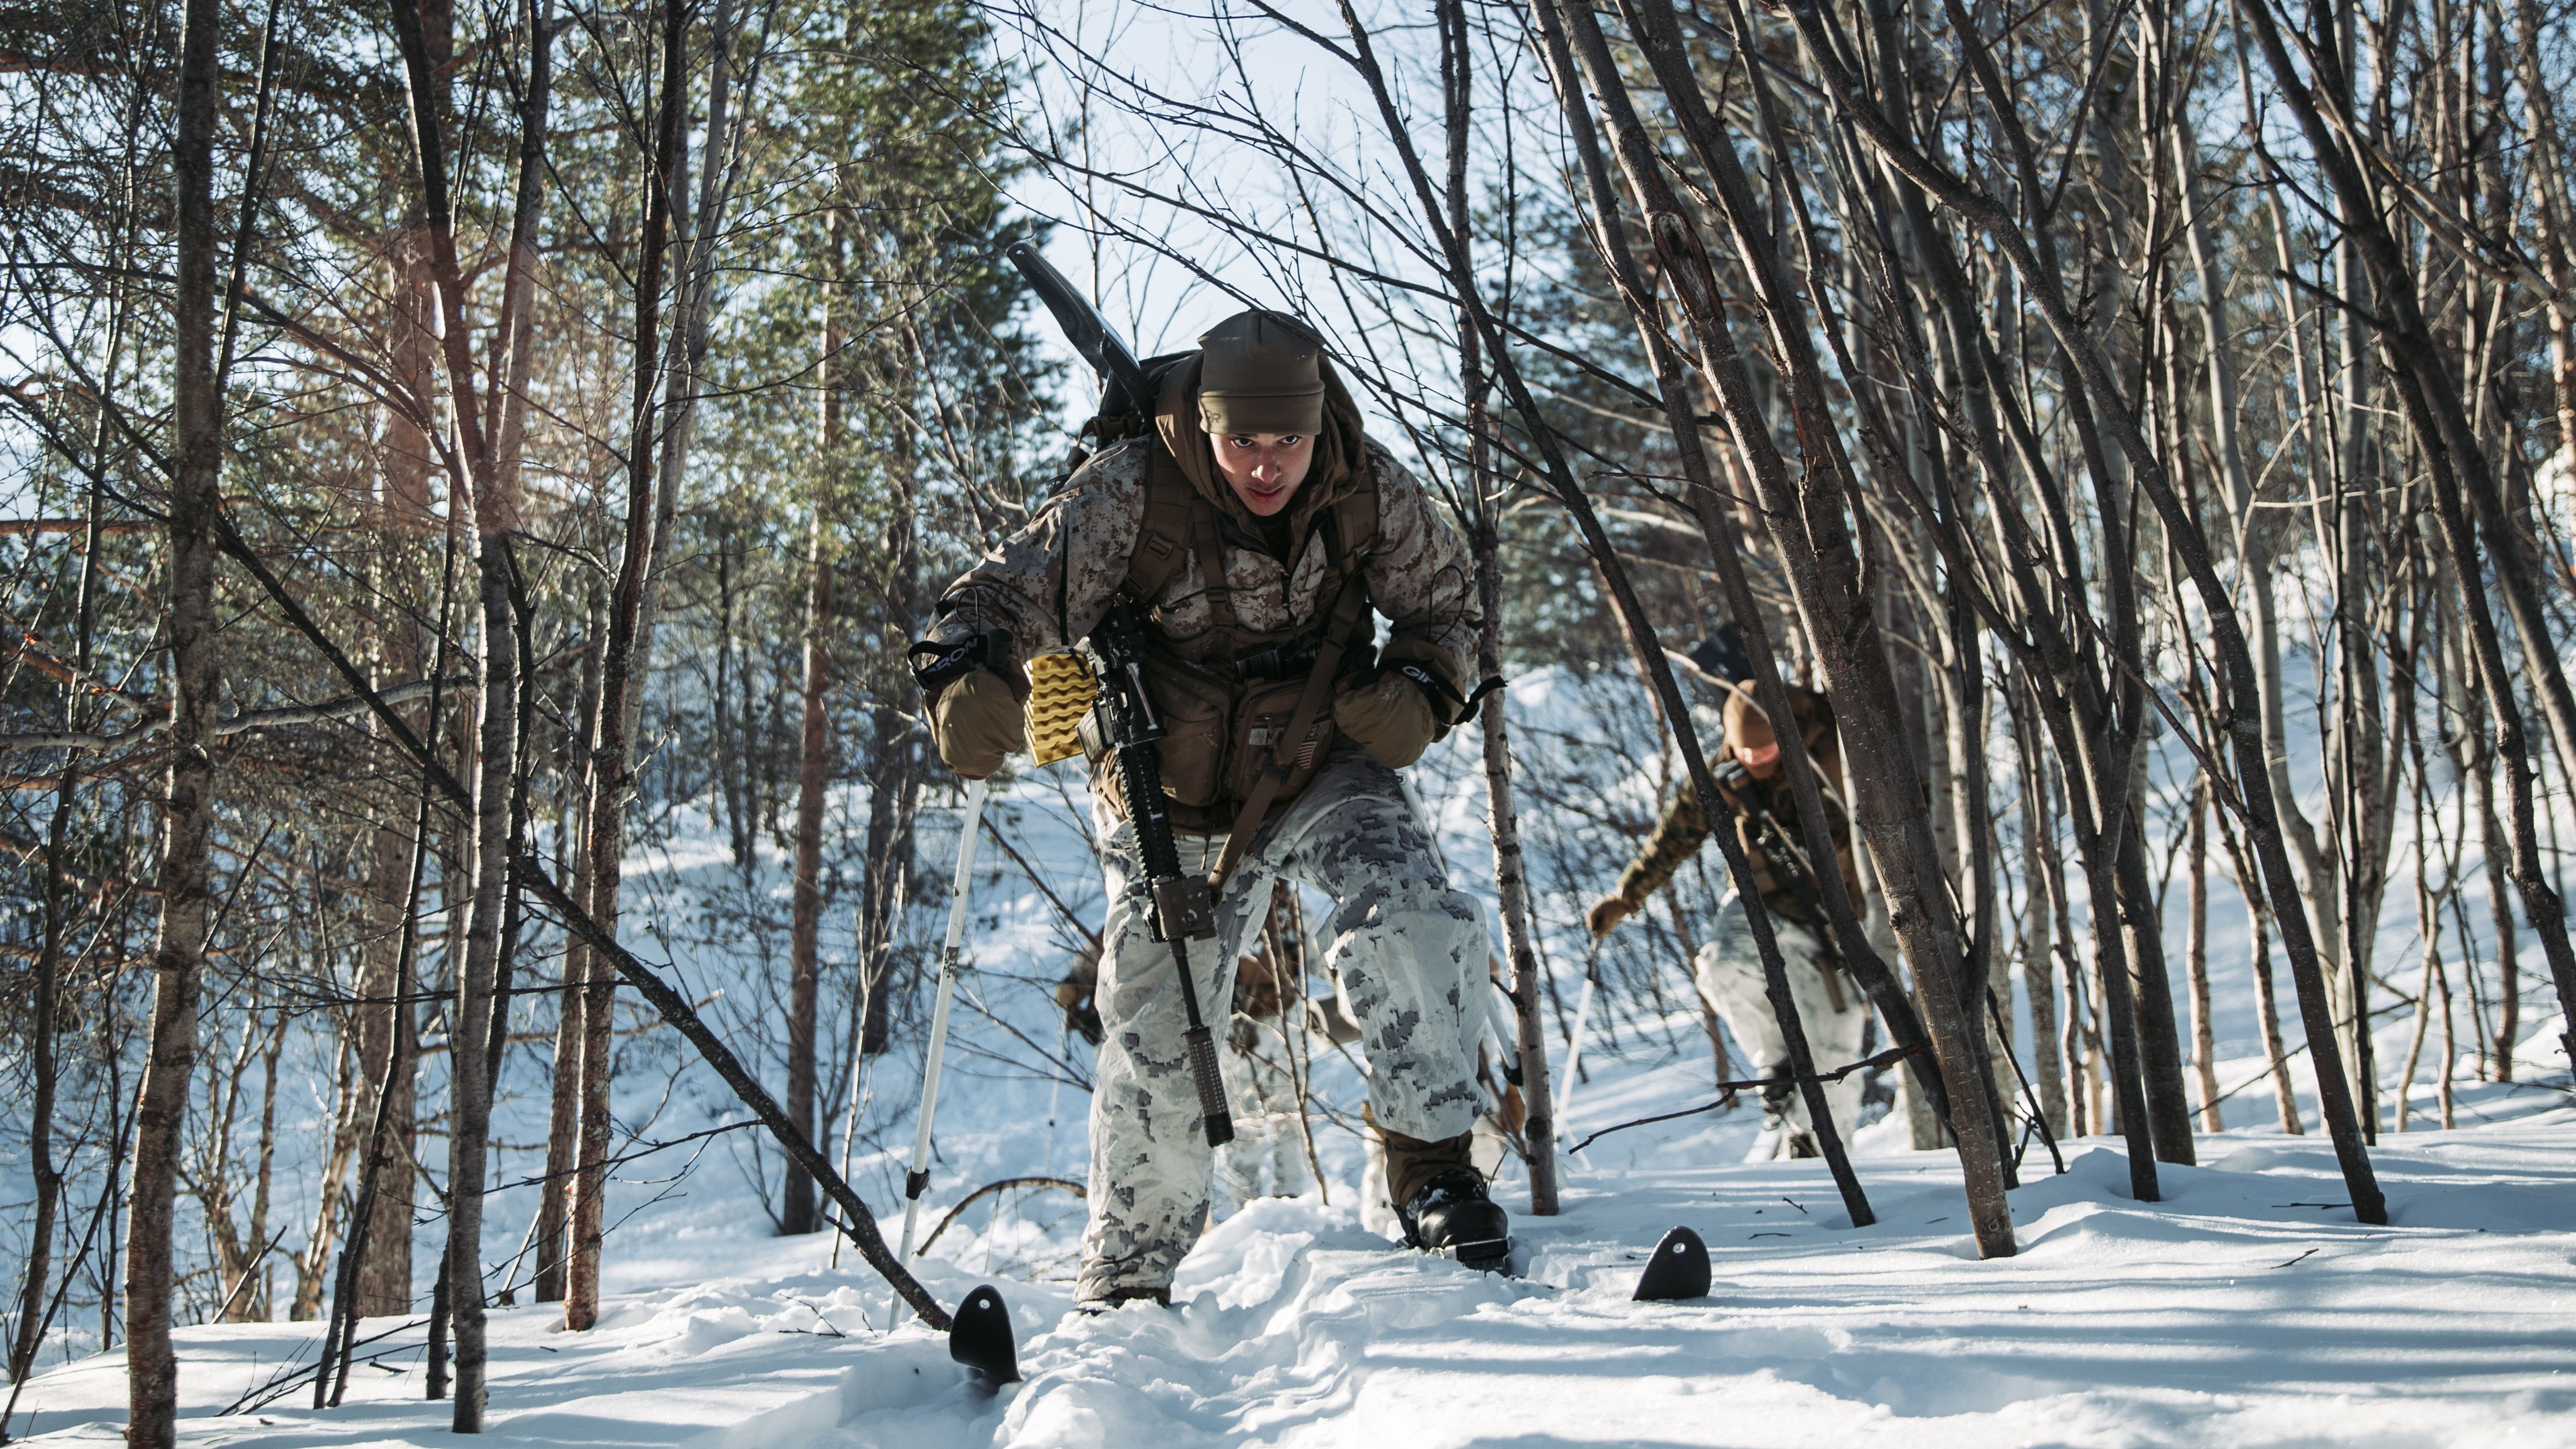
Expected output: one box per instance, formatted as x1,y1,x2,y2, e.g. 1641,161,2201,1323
1196,309,1326,436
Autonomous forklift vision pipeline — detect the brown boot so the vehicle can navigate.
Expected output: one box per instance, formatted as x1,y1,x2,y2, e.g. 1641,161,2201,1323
1376,1121,1476,1214
1379,1122,1508,1269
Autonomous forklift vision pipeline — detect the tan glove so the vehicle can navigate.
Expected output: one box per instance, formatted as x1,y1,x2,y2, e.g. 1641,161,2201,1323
1586,894,1637,938
1333,670,1438,768
1053,975,1104,1045
930,669,1026,779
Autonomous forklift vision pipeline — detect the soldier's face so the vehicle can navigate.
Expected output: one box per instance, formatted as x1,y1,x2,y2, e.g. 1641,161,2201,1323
1211,431,1315,516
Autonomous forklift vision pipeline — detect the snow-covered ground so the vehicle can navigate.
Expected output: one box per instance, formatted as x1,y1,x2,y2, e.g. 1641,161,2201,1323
14,1052,2572,1447
11,665,2573,1446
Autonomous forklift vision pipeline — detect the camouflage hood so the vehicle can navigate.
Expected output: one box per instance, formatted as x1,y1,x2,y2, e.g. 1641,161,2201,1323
1154,351,1372,551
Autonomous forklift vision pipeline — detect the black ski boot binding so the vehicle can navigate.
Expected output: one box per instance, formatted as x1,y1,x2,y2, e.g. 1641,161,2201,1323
1399,1167,1511,1271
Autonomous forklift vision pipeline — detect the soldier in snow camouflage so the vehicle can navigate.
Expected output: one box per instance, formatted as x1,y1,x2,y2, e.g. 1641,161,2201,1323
1589,655,1879,1159
918,310,1509,1304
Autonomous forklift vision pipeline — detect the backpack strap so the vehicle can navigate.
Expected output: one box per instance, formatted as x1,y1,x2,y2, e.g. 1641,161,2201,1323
1187,483,1238,635
1328,456,1379,582
1125,445,1198,604
1125,443,1237,633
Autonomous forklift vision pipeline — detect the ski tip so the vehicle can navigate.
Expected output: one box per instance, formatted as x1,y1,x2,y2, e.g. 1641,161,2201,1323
1433,1235,1515,1274
950,1284,1021,1387
1632,1226,1712,1302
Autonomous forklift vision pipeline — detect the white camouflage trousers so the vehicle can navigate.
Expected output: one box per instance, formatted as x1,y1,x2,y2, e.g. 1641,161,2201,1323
1694,894,1871,1160
1214,1031,1311,1209
1079,741,1486,1300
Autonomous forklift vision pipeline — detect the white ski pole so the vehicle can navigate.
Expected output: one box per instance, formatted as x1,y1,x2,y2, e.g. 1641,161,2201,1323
1557,965,1597,1166
1041,1015,1069,1178
892,775,988,1328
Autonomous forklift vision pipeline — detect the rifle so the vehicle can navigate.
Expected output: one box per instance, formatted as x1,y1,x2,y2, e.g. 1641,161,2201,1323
1711,757,1839,935
1000,240,1235,1147
1004,240,1157,425
1082,602,1235,1147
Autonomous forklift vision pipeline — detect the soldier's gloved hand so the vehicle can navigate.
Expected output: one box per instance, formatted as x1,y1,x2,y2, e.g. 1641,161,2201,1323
930,669,1026,779
1585,894,1637,938
1333,670,1438,768
1053,975,1104,1046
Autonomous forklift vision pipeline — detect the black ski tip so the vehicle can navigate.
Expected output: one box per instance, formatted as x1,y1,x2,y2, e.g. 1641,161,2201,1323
1632,1226,1712,1302
950,1284,1020,1387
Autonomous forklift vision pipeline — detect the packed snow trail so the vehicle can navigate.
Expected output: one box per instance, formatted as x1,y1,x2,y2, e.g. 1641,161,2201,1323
14,1107,2573,1447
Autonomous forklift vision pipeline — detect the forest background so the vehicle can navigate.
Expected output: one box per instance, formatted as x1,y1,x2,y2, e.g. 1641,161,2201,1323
2,0,2573,1438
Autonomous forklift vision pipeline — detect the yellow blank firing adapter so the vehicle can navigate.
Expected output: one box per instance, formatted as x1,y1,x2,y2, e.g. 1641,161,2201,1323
1025,652,1098,767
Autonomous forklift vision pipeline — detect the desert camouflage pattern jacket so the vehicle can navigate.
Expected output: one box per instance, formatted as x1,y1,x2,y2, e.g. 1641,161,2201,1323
1613,687,1861,925
926,433,1479,696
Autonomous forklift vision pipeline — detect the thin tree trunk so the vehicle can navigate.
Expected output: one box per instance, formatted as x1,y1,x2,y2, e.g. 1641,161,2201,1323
382,0,547,1414
351,801,419,1318
320,781,431,1408
2435,953,2458,1130
538,583,602,1304
2012,700,2067,1135
236,1007,284,1321
567,0,687,1332
1443,0,1555,1215
2187,778,2223,1132
2119,780,2199,1164
14,773,74,1377
291,1033,360,1321
782,506,833,1235
2480,753,2518,1079
2215,800,2304,1133
128,0,225,1432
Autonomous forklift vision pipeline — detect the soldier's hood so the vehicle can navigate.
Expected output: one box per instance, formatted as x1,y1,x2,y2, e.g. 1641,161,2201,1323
1156,351,1371,551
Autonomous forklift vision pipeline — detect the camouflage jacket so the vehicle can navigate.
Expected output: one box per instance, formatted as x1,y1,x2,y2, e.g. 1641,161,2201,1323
1613,689,1861,925
928,434,1479,694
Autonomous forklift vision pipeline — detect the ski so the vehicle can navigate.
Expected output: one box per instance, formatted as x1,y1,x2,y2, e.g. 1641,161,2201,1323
1631,1226,1711,1301
949,1284,1021,1390
1426,1234,1516,1274
980,1224,1702,1365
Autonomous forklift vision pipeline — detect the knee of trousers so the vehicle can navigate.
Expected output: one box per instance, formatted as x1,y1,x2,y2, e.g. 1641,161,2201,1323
1799,969,1873,1061
1088,920,1224,1178
1695,940,1781,1056
1338,887,1485,1143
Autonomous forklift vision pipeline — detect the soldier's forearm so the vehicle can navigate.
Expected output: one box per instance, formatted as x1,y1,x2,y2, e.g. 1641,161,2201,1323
1613,782,1711,904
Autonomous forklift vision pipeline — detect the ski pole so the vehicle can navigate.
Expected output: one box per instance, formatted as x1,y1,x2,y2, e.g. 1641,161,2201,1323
892,774,988,1327
828,963,879,1272
1041,1014,1070,1178
1557,962,1597,1166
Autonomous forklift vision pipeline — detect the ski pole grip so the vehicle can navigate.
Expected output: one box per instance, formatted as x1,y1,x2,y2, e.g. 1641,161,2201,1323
1184,1025,1234,1146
